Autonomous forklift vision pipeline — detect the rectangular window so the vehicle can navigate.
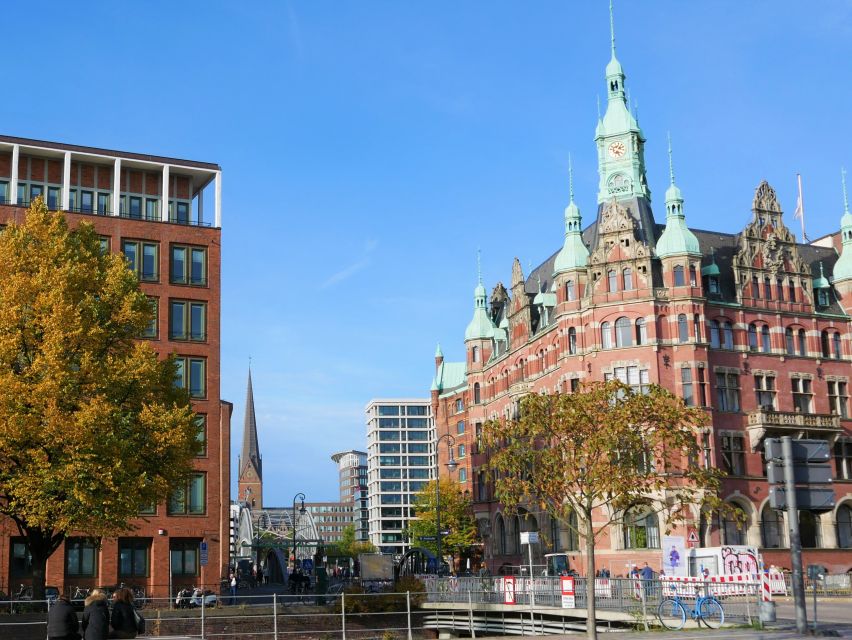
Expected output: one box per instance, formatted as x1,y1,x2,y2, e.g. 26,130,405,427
67,189,77,211
381,482,402,492
408,468,430,479
380,468,401,479
407,405,427,416
378,406,399,416
169,300,207,341
170,541,199,576
80,190,94,213
681,368,694,406
378,431,399,441
97,192,110,214
142,297,158,339
457,420,465,435
829,381,849,418
407,417,428,428
123,240,159,282
195,415,207,457
697,368,707,407
145,198,159,220
835,439,852,480
10,539,32,578
792,377,813,414
408,442,428,453
0,181,8,204
168,473,206,515
66,538,98,577
378,418,398,428
170,201,190,224
30,184,44,202
721,433,746,476
129,196,142,219
378,456,400,465
47,186,61,210
174,356,206,398
170,245,208,286
606,366,651,395
118,539,150,578
407,430,429,441
716,372,740,412
378,443,400,453
408,456,430,466
754,374,776,410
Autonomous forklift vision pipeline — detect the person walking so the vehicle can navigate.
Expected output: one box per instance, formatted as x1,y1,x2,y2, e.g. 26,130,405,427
229,571,238,605
82,589,110,640
47,594,81,640
108,588,137,639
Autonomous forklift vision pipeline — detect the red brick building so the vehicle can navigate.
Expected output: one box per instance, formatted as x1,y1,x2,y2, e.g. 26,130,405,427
432,31,852,577
0,135,231,599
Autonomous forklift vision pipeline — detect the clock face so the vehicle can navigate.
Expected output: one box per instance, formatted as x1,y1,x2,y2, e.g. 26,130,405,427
608,141,626,159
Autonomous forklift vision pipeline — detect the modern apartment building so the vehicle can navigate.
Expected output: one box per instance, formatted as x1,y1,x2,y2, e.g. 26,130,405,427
366,399,434,555
0,135,229,598
306,502,355,545
331,450,369,541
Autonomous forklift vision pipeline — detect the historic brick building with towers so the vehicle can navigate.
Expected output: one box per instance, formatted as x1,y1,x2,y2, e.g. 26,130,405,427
432,14,852,576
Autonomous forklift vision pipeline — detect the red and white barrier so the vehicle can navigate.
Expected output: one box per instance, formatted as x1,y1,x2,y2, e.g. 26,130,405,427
661,574,758,598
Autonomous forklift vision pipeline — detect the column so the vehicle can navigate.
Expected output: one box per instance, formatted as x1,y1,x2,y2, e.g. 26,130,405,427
62,152,71,210
197,185,204,224
161,164,170,222
10,144,19,205
214,171,222,228
111,158,121,216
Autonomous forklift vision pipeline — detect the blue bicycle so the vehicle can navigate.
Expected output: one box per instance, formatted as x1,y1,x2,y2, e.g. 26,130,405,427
657,587,724,630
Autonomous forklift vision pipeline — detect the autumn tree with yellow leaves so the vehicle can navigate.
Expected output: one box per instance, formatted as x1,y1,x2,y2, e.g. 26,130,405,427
0,200,200,600
483,381,730,640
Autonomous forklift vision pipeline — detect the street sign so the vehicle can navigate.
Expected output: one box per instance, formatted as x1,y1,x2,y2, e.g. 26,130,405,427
418,536,437,542
764,439,831,463
769,486,835,511
520,531,540,545
503,576,516,605
767,461,833,485
200,541,208,566
441,530,450,536
561,576,575,608
687,529,699,548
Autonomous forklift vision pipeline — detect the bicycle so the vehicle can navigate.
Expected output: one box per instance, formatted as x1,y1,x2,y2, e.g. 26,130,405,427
657,584,724,630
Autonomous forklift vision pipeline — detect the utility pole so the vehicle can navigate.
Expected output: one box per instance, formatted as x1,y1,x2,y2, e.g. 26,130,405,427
781,436,807,634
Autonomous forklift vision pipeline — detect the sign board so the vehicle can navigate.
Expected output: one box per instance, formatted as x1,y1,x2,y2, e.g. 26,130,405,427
302,559,314,573
662,536,687,577
200,540,208,566
764,439,831,463
418,536,437,542
560,576,575,608
766,461,833,485
520,531,540,545
769,486,835,511
503,576,516,605
441,530,450,536
687,529,699,548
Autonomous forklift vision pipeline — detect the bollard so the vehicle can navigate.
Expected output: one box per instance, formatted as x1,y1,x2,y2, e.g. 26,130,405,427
341,591,346,640
273,592,278,640
406,591,413,640
200,593,205,640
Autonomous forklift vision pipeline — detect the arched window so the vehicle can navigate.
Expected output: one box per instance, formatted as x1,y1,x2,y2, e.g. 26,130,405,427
722,504,748,546
761,325,771,353
623,506,660,549
472,346,479,363
673,265,685,286
748,323,759,350
519,359,527,381
615,316,633,347
496,514,506,556
550,517,561,552
785,327,795,355
566,280,576,301
833,332,842,359
694,314,702,342
513,515,522,555
601,321,613,349
764,276,772,300
623,268,633,291
797,329,807,356
689,265,698,287
777,277,785,301
608,270,618,292
473,383,481,404
566,510,579,551
752,275,761,299
710,320,721,348
821,331,831,358
568,327,577,354
761,504,784,548
635,318,647,345
838,504,852,549
799,511,821,549
789,280,796,302
678,314,688,343
723,322,734,350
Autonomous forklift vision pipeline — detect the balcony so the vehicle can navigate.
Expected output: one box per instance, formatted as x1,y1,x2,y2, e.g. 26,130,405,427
746,408,842,450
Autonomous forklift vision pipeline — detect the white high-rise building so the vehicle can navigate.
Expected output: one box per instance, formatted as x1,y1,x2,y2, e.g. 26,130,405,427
366,399,434,555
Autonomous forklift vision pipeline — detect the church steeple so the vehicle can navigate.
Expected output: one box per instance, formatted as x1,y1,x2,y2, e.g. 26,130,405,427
656,134,700,258
238,367,263,509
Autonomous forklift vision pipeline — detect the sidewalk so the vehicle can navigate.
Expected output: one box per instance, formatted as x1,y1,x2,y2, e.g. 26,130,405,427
473,625,851,639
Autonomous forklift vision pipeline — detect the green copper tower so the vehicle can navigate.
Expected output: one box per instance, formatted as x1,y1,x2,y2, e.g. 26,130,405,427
656,133,700,258
554,154,590,274
832,168,852,283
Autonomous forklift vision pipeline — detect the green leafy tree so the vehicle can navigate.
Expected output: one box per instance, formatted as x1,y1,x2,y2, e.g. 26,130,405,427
406,479,479,566
0,200,199,600
337,524,376,559
483,381,730,640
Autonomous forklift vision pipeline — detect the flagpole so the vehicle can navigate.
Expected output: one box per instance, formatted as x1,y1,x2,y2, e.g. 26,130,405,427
797,173,808,243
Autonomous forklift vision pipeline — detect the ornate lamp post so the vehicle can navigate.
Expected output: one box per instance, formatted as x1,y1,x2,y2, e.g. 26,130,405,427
435,434,458,575
292,492,306,574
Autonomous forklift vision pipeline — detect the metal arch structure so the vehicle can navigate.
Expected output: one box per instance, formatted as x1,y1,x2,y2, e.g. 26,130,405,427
254,507,320,561
398,547,438,577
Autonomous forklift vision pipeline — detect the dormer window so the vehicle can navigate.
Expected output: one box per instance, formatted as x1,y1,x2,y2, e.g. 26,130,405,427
707,276,720,294
817,289,830,307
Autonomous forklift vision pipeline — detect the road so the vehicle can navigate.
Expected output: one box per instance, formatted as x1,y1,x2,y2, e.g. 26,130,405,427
775,597,852,625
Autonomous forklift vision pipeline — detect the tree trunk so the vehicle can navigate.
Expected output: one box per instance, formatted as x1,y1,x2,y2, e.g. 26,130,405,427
22,526,62,603
583,513,597,640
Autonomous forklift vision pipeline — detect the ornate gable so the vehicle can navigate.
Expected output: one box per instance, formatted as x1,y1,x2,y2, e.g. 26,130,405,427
587,198,653,293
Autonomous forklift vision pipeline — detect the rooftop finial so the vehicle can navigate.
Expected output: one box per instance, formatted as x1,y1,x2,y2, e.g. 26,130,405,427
843,167,849,215
477,248,482,285
820,261,826,278
609,0,616,57
568,153,575,202
667,131,675,185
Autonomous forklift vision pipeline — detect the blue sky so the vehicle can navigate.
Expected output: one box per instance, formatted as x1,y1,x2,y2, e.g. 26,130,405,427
3,1,851,505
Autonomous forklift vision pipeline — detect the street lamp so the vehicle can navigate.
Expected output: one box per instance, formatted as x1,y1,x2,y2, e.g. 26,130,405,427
435,434,458,575
292,492,306,575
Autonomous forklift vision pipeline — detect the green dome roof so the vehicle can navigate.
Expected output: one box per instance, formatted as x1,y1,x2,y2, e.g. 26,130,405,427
465,281,495,341
606,54,623,77
553,197,589,274
656,219,701,258
665,182,682,202
701,261,720,277
813,262,830,289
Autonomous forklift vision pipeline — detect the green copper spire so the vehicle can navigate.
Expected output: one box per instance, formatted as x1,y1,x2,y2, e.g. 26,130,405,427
435,342,443,358
832,167,852,283
656,133,700,258
814,262,830,289
465,252,495,341
554,154,590,274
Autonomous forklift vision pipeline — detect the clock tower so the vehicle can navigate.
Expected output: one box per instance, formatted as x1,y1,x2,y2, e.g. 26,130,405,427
591,1,657,248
